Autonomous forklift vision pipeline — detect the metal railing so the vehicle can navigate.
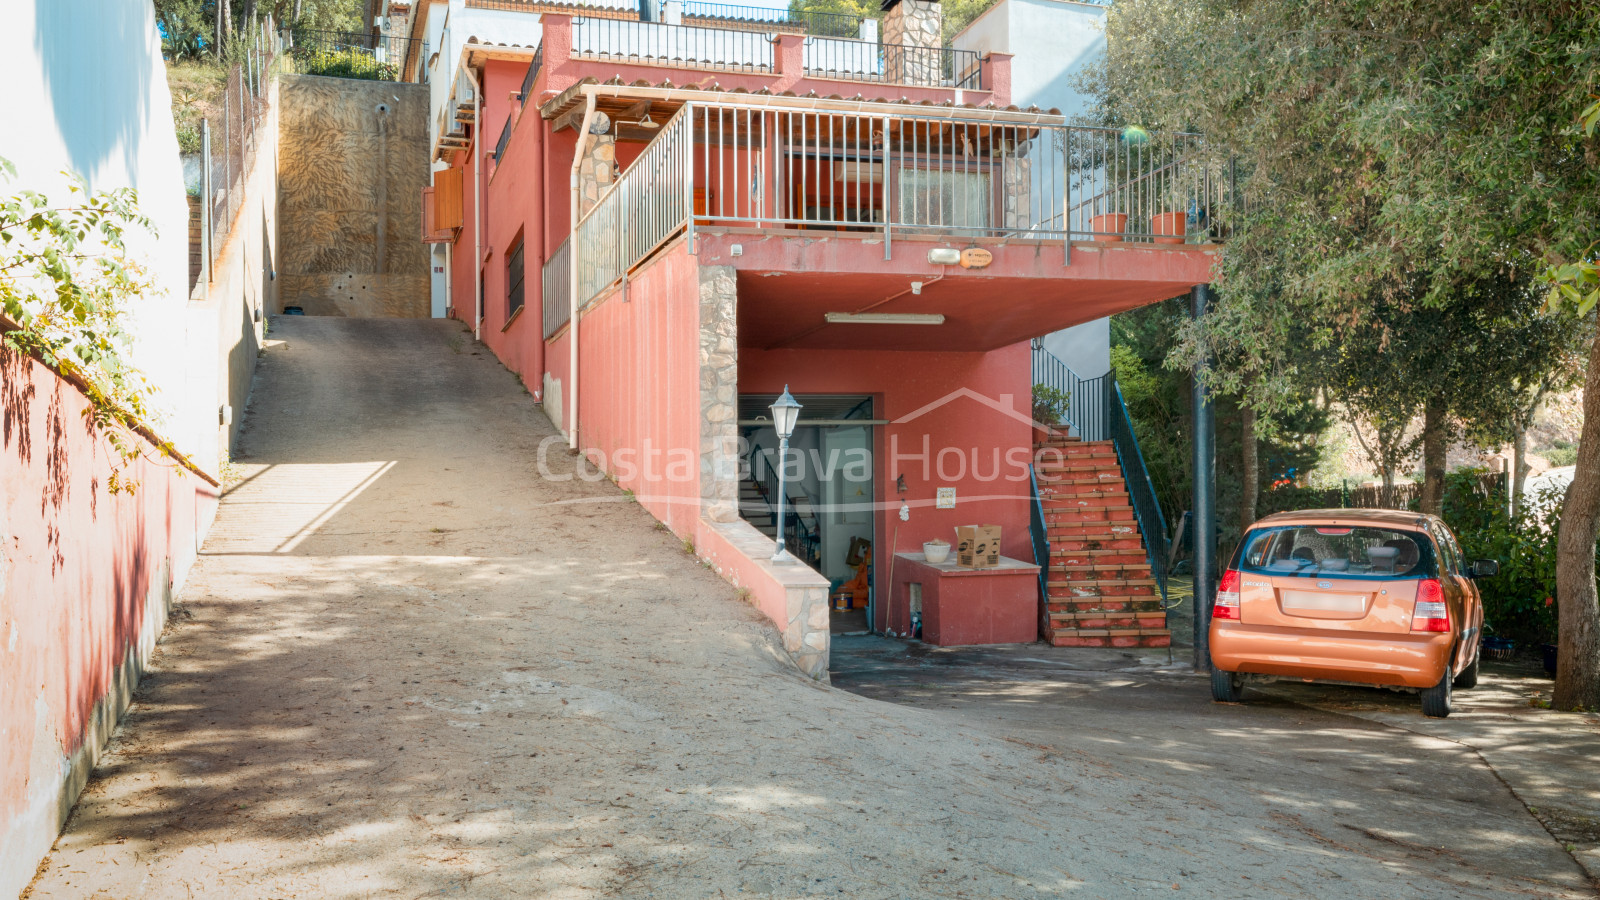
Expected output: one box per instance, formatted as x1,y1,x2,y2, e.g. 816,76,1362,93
1031,341,1109,441
493,111,513,162
543,236,573,337
1106,377,1170,602
576,106,694,301
802,39,980,89
679,2,864,37
1063,127,1227,243
569,99,1228,306
286,28,419,81
571,16,774,71
1028,463,1051,610
195,21,282,293
517,44,544,100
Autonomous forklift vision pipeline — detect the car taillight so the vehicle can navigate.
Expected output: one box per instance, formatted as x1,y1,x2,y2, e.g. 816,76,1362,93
1214,569,1242,620
1411,578,1450,632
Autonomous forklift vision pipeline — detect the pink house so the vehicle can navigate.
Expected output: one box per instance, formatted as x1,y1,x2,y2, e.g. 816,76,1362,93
407,0,1220,677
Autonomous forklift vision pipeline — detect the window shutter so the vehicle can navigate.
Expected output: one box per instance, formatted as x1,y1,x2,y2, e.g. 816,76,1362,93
434,168,464,231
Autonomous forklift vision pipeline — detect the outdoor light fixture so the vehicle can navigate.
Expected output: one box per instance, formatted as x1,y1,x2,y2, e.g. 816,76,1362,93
824,312,946,325
927,247,961,265
770,387,802,564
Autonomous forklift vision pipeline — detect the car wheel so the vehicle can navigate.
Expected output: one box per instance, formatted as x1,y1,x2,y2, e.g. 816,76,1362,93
1211,667,1245,703
1453,648,1480,690
1421,667,1453,718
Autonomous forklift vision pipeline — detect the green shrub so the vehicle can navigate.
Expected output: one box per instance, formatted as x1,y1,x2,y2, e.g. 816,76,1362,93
1444,473,1565,647
1032,383,1070,426
292,47,396,81
1543,439,1578,467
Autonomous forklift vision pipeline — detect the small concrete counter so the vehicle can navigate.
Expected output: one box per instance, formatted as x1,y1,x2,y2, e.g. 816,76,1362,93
888,552,1041,646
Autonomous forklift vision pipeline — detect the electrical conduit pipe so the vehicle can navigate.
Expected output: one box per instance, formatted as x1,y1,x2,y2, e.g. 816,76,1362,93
568,91,598,453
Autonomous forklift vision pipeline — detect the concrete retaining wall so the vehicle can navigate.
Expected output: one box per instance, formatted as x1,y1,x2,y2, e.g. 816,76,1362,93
277,75,430,317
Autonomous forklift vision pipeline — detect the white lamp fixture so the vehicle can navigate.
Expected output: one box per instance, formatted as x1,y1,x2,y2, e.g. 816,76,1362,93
770,387,802,564
824,312,946,325
927,247,961,265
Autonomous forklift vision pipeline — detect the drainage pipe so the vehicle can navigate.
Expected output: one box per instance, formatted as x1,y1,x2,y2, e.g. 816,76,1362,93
465,66,484,341
568,91,599,452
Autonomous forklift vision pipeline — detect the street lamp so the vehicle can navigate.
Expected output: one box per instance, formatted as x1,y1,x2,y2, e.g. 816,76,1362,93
770,386,802,563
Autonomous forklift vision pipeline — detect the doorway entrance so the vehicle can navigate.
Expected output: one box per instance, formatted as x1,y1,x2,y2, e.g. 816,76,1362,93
738,394,878,634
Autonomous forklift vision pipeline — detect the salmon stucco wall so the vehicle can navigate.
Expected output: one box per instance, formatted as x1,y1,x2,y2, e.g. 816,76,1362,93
277,75,430,317
571,241,710,538
740,342,1035,634
0,345,220,899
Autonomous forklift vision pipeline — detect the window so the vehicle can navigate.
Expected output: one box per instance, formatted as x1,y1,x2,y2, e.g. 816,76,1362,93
1234,525,1437,580
897,168,991,230
506,238,525,319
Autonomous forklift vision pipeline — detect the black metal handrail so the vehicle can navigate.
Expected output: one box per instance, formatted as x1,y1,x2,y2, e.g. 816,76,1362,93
1028,462,1051,612
517,44,544,100
493,111,513,162
803,39,981,89
287,28,418,81
1106,377,1170,602
1031,341,1108,442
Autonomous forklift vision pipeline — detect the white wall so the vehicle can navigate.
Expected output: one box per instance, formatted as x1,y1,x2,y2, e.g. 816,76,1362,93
0,0,208,458
955,0,1111,376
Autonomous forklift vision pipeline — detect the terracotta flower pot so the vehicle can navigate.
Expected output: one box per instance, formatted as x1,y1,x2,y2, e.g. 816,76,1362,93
1089,213,1128,242
1151,211,1187,244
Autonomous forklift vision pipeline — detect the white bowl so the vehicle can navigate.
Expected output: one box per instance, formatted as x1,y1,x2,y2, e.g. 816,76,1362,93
923,541,951,564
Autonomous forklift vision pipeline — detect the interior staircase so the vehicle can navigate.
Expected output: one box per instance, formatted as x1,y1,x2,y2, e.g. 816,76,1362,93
1035,434,1171,648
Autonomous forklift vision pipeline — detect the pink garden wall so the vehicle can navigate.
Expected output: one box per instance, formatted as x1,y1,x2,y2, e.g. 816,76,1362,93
0,343,219,896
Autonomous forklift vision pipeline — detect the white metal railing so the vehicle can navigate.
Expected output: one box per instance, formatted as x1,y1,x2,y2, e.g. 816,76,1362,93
575,106,694,302
569,100,1230,306
571,17,774,72
543,235,573,337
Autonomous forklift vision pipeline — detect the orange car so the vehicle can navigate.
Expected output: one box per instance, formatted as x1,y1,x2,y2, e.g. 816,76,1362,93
1209,509,1497,717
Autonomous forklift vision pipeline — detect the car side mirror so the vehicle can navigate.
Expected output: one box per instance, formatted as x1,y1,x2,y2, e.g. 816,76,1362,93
1469,560,1499,578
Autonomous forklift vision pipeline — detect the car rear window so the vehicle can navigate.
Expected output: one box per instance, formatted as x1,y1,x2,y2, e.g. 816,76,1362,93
1233,525,1437,580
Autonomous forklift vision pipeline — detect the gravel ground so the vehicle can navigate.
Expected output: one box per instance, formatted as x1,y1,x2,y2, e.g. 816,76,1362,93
23,317,1595,899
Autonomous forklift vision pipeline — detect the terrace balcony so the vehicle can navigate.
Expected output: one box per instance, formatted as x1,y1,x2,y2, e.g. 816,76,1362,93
542,87,1228,351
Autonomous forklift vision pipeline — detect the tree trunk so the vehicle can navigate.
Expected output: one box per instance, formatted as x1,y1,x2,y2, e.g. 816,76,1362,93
1420,396,1447,516
1512,422,1529,520
1239,404,1258,530
1553,326,1600,711
292,0,303,25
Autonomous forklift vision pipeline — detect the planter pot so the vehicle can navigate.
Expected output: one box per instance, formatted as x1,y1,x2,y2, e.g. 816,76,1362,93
923,541,951,564
1151,211,1187,244
1089,213,1128,242
1482,636,1515,661
1543,643,1558,675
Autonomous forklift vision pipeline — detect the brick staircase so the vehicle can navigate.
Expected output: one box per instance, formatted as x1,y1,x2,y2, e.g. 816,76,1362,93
1036,435,1171,648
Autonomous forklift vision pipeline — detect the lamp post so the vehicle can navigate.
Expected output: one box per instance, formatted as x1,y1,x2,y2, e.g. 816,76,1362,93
770,386,802,563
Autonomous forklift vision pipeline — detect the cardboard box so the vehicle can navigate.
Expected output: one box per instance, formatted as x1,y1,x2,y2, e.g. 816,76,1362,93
955,525,1002,568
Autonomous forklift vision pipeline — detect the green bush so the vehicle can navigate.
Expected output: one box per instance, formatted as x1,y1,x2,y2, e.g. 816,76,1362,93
1543,439,1578,467
293,48,396,81
1032,383,1070,427
1444,473,1565,647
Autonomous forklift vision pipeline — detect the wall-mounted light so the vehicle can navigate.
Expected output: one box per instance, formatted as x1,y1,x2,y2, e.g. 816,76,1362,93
927,247,961,265
824,312,945,325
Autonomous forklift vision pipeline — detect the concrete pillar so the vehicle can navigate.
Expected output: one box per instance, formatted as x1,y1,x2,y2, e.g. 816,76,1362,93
1190,283,1216,671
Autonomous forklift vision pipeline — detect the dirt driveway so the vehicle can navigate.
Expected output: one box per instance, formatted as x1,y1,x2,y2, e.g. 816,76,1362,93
24,317,1598,899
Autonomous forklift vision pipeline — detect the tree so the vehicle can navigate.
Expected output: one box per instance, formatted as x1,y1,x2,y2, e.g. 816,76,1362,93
1087,0,1600,706
0,160,169,492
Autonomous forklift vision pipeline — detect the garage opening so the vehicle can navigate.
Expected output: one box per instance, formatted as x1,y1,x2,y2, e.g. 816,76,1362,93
739,394,880,634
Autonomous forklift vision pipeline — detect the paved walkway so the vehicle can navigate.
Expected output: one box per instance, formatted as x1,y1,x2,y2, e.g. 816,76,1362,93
24,317,1598,899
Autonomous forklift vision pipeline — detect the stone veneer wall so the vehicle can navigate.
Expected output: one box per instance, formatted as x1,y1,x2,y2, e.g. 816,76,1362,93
698,266,740,525
881,0,944,86
277,75,430,317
